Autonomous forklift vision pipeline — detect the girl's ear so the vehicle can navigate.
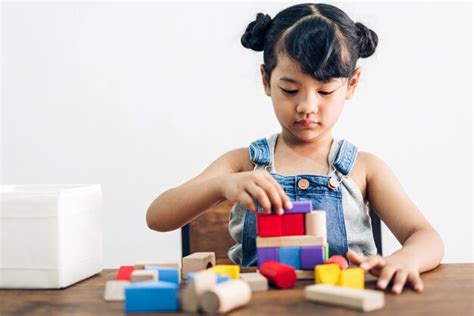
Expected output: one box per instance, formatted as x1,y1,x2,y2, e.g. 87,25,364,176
346,67,362,99
260,64,271,96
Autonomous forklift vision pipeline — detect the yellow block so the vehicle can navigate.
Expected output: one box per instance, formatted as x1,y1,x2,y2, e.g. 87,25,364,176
209,265,240,280
337,267,365,289
315,264,340,285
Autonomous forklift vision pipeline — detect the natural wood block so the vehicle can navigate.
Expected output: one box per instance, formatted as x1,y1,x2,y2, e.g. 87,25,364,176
104,280,130,301
305,284,385,312
338,268,365,289
200,280,251,314
209,265,240,280
130,270,158,283
134,260,180,270
295,269,315,280
182,252,216,279
180,270,217,313
240,272,268,292
315,264,341,285
256,235,324,248
305,211,327,243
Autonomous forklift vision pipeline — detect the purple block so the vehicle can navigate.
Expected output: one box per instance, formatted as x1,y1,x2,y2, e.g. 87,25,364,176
257,247,279,268
284,200,312,214
300,246,325,270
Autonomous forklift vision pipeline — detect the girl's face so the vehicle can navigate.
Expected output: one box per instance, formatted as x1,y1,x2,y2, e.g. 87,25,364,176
261,53,361,143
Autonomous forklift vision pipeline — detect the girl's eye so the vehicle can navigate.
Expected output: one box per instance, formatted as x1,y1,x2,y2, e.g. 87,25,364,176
280,87,334,96
280,88,298,95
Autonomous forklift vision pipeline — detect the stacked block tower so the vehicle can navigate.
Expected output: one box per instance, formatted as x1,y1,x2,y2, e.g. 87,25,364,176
256,200,328,270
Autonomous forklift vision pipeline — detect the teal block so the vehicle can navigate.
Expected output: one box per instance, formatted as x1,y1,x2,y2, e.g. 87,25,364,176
125,281,178,312
279,246,301,269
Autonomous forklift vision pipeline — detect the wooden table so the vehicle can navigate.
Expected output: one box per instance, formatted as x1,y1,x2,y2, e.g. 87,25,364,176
1,264,473,315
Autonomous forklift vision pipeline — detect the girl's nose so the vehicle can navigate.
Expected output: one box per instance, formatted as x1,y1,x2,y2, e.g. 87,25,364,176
296,93,319,114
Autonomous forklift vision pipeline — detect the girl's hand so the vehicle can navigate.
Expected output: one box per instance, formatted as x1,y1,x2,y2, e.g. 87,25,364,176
346,250,424,294
221,170,292,214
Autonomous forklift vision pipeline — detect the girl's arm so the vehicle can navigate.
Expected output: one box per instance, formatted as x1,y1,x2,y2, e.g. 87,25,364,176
347,152,444,294
146,148,290,232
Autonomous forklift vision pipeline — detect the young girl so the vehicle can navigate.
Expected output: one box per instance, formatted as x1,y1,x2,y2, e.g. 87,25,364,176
146,3,443,295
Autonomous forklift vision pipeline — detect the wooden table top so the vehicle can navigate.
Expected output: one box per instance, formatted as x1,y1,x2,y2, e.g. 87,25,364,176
1,263,473,315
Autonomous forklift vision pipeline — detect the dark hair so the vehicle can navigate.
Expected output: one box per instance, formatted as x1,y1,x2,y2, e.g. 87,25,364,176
241,3,378,83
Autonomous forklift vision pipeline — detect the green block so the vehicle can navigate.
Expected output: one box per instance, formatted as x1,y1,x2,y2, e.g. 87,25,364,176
324,243,329,261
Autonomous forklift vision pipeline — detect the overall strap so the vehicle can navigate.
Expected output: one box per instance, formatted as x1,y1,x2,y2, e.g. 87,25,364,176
249,138,272,168
332,139,359,176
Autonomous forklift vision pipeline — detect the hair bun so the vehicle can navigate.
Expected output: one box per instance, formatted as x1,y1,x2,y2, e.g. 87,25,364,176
355,22,378,58
241,13,272,51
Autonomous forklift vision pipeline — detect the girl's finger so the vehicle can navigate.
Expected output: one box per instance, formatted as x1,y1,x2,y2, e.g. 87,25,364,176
377,265,397,290
346,249,365,265
360,255,386,272
407,272,424,292
238,191,257,212
247,184,271,213
391,270,408,294
265,175,292,211
255,178,284,214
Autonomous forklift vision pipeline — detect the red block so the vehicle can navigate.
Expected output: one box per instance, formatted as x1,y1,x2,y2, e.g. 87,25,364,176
257,213,282,237
281,213,304,236
259,260,297,289
116,265,134,280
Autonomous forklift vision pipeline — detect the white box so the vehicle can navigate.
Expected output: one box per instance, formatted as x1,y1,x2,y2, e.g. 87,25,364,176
0,184,103,289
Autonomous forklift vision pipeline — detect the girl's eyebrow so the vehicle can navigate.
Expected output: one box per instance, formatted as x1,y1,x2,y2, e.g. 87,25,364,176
279,76,338,85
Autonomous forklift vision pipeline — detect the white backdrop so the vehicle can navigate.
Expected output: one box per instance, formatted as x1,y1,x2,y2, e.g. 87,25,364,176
1,1,472,268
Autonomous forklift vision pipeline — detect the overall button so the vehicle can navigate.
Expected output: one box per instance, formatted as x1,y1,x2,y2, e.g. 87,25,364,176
298,178,310,190
328,177,340,190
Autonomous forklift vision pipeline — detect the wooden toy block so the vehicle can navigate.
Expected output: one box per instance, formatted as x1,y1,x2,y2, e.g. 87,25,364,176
256,213,282,237
279,246,301,269
326,255,349,270
134,260,180,270
315,264,341,285
281,213,305,236
305,284,385,312
305,211,327,243
240,272,269,292
103,280,130,301
284,200,312,214
125,281,179,312
182,252,216,279
116,265,134,281
145,265,180,284
259,260,297,289
325,243,329,261
200,279,252,314
187,272,230,284
131,270,158,283
337,268,364,289
209,265,240,280
295,269,315,280
180,269,217,313
257,247,279,267
256,235,324,248
300,245,325,270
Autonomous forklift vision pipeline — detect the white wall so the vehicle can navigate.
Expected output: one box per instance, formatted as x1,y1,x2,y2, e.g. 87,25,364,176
1,1,472,268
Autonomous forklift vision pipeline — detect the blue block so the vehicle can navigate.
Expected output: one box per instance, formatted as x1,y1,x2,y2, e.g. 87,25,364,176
279,247,301,269
125,281,178,312
145,265,179,284
187,272,230,284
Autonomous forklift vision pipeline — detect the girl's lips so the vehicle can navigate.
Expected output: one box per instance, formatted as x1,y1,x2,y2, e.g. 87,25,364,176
296,119,317,128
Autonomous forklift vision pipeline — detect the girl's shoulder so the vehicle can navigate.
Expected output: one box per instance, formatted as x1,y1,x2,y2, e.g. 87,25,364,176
220,147,254,173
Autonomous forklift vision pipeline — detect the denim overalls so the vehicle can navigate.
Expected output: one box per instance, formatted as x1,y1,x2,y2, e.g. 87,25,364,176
239,136,359,267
